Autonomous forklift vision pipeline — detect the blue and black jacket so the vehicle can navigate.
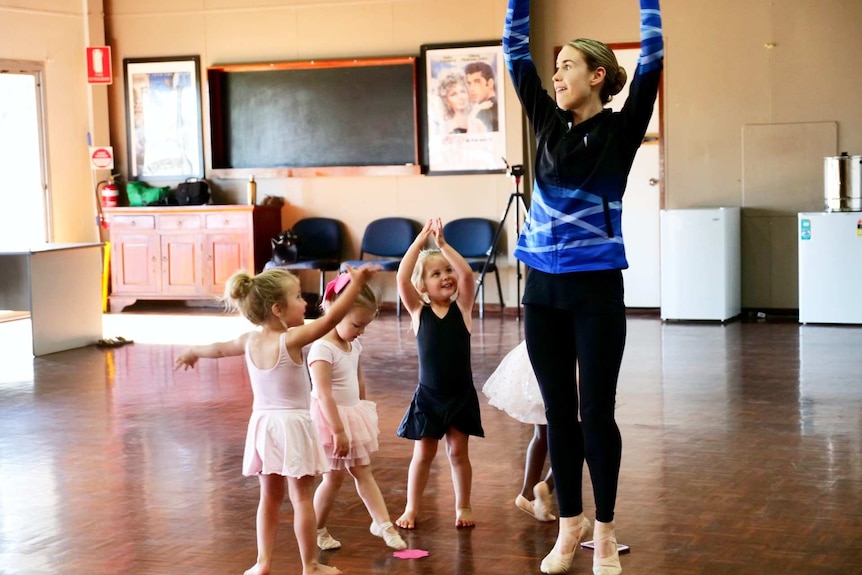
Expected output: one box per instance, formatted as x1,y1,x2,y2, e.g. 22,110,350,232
503,0,664,274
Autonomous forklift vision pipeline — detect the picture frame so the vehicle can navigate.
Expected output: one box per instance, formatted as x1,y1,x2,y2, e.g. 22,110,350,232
420,41,508,175
123,55,204,180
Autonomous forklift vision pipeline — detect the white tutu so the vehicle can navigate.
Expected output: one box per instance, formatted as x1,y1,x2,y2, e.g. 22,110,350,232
482,340,547,425
242,409,330,478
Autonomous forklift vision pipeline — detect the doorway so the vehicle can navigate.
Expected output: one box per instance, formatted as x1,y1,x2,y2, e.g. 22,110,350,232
0,62,50,247
609,44,663,308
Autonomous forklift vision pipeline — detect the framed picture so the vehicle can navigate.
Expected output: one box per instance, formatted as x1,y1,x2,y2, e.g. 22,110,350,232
420,41,507,175
123,55,204,180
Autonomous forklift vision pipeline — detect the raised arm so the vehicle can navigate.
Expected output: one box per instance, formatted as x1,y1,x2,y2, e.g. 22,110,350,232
287,263,379,350
503,0,559,133
397,218,434,320
174,332,249,370
432,219,475,321
639,0,664,73
618,0,664,156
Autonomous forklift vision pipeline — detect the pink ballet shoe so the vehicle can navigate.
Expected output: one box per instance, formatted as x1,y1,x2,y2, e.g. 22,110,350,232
370,521,407,550
515,494,537,518
593,520,621,575
532,481,557,522
540,515,592,574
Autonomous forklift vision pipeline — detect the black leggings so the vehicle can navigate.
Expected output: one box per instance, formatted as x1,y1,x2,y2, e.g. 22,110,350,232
523,274,626,523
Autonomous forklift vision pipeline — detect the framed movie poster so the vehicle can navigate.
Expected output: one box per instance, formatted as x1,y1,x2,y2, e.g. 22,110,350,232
123,55,204,180
421,41,507,175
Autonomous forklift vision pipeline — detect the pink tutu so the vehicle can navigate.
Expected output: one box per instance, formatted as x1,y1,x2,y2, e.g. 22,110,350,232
310,398,379,470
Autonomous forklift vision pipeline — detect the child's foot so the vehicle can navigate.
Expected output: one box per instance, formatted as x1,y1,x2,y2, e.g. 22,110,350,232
370,521,408,550
532,481,557,522
304,561,343,575
243,564,269,575
455,507,475,528
395,509,417,529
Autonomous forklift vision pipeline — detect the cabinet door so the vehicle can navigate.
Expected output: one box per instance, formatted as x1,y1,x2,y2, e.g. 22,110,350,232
111,233,161,294
203,233,249,294
161,234,204,295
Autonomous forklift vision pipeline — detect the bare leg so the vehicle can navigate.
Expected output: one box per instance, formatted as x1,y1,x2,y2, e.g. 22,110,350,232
243,474,285,575
350,464,407,550
287,475,342,575
445,428,474,528
314,469,346,528
520,424,549,498
348,464,391,526
544,467,555,493
396,437,438,529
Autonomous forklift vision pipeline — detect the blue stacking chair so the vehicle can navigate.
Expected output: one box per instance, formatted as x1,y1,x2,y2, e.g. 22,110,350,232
340,217,419,316
269,217,344,297
443,218,504,318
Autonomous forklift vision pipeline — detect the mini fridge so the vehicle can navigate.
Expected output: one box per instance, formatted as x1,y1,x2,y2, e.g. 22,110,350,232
660,207,741,321
798,212,862,324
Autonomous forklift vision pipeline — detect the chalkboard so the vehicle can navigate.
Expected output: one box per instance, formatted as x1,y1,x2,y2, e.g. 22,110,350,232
208,59,418,171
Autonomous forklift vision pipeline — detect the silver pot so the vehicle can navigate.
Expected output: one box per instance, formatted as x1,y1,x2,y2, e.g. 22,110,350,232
824,152,862,212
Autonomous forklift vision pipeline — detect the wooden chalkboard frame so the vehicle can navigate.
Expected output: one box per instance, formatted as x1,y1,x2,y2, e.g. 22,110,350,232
207,57,420,178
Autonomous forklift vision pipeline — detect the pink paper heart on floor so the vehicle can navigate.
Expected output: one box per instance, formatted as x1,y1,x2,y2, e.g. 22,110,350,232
393,549,430,559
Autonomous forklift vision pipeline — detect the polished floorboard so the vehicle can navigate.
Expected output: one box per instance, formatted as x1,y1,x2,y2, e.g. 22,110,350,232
1,310,861,575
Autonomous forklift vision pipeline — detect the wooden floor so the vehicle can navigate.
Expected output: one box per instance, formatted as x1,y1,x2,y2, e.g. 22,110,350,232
1,310,861,575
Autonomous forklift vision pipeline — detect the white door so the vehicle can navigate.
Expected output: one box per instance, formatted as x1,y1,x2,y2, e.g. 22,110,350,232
609,47,662,308
0,65,50,246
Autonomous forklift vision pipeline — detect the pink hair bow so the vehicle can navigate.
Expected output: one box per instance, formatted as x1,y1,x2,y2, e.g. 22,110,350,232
323,272,351,302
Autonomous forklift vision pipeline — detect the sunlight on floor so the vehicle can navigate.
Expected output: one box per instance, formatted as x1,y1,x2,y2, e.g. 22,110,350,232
101,312,255,345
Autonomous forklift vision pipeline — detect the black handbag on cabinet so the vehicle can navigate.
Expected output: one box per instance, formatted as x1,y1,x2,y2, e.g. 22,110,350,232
176,178,210,205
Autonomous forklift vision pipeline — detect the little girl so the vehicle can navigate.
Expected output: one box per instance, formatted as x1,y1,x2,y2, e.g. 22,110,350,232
175,263,377,575
483,340,556,522
394,217,484,529
309,273,407,551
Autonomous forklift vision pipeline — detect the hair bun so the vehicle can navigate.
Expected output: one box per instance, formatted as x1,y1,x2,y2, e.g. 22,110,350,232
611,66,628,96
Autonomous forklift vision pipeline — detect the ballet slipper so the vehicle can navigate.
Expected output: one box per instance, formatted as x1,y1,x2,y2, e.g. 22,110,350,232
539,514,592,574
316,527,342,550
532,481,557,522
370,521,407,550
592,520,621,575
515,494,538,519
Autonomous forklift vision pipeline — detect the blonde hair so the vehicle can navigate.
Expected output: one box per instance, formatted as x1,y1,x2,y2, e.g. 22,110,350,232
436,70,468,119
568,38,627,104
322,279,380,317
411,249,447,295
223,268,299,325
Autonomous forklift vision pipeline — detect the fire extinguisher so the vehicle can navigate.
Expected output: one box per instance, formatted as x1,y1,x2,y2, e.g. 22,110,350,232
98,175,120,208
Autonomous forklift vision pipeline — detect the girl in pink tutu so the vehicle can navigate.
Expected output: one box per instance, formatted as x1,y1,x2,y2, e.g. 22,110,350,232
309,273,407,552
175,263,378,575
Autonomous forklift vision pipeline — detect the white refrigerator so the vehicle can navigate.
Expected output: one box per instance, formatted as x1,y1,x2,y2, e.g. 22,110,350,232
660,207,741,321
798,212,862,324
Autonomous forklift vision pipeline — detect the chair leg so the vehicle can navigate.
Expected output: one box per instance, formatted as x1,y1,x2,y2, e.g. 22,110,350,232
494,268,505,310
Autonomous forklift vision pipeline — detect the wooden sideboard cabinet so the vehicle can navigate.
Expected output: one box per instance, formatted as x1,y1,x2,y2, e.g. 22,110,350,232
104,205,282,313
